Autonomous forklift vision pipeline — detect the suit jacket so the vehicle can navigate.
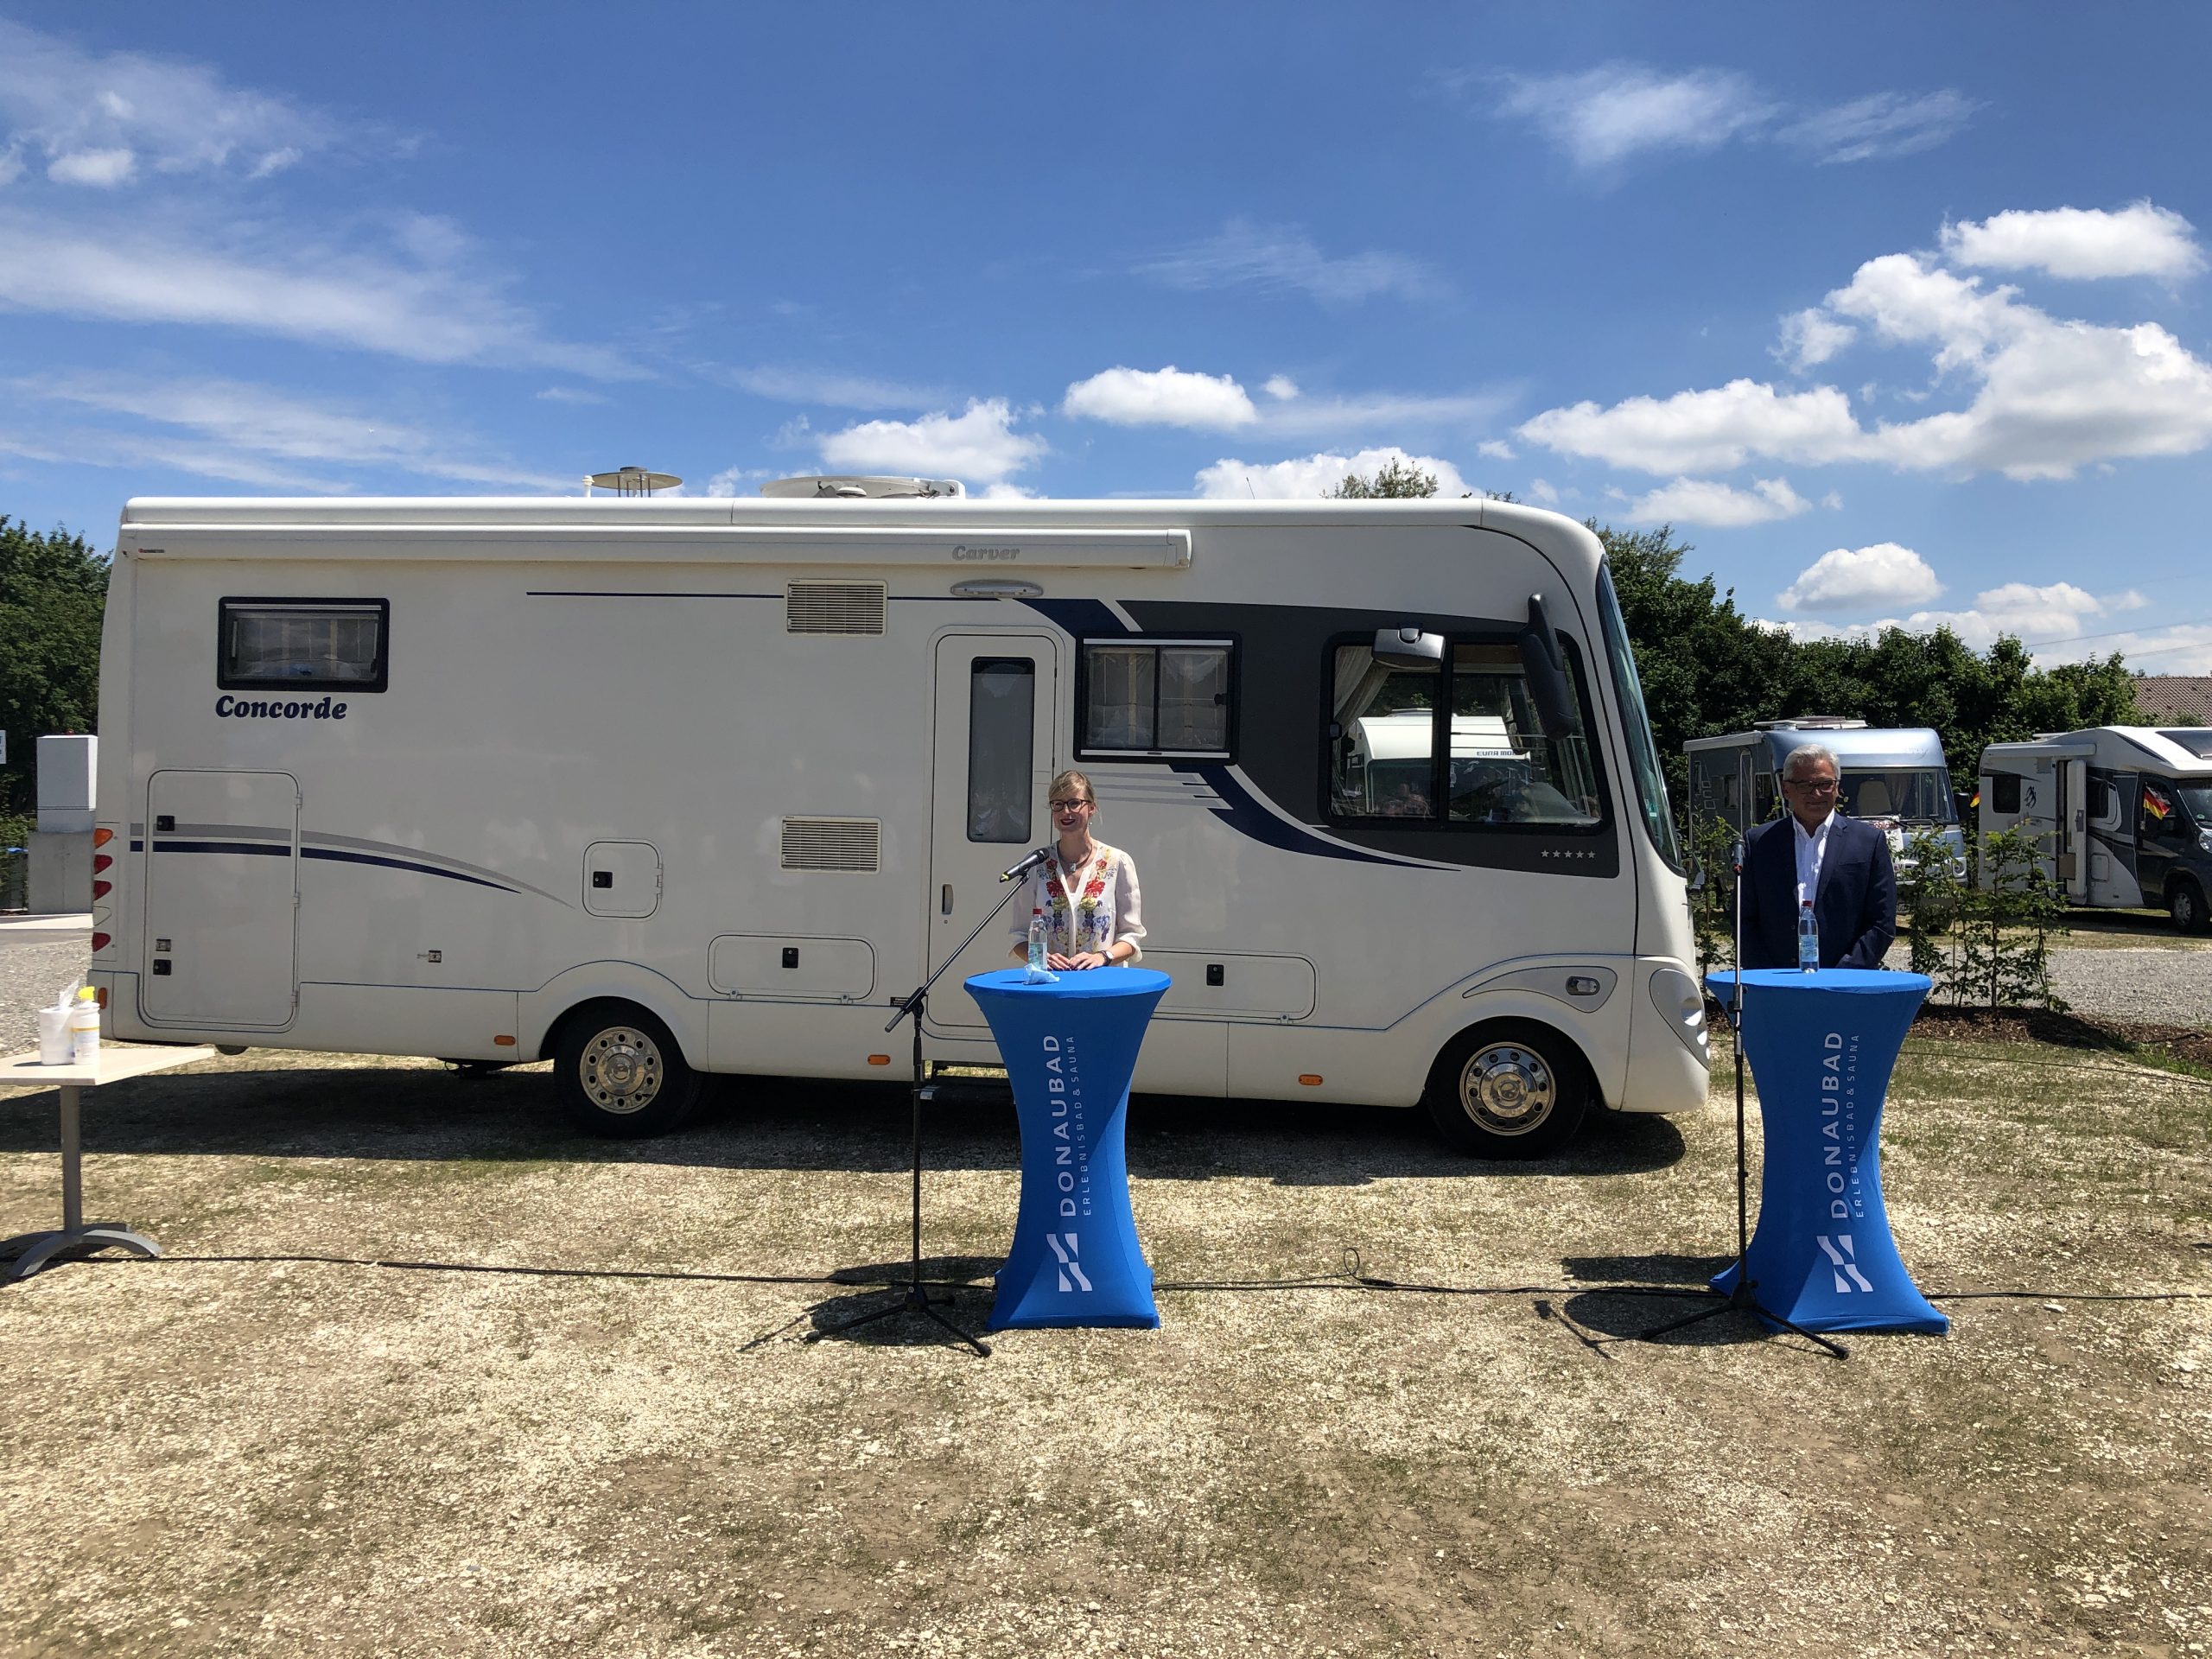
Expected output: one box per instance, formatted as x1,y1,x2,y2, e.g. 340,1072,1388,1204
1738,813,1897,970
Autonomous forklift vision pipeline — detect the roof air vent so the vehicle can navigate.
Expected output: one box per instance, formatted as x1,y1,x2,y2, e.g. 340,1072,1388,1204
786,581,887,635
585,466,682,496
760,474,963,499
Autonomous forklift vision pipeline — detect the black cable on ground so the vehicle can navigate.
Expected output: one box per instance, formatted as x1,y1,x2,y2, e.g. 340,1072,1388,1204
49,1249,2212,1310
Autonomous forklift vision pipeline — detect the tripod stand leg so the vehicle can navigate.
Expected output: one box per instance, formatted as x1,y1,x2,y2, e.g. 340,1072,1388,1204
1637,1298,1736,1341
803,1284,992,1357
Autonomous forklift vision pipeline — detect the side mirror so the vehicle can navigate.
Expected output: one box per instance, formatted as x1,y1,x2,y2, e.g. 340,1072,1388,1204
1371,626,1444,671
1519,594,1583,741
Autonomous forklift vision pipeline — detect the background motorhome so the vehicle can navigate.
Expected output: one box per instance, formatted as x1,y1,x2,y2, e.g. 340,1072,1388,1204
1978,726,2212,932
1683,718,1967,870
89,487,1710,1157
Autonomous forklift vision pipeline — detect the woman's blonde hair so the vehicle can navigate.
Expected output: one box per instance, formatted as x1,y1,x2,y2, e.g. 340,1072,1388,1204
1049,768,1096,809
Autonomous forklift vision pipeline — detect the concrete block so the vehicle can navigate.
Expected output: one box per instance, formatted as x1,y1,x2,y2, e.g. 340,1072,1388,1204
29,830,92,912
36,734,97,834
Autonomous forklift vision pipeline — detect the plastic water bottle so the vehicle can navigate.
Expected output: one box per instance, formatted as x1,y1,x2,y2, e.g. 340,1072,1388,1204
1797,902,1820,973
1027,908,1046,975
67,985,102,1062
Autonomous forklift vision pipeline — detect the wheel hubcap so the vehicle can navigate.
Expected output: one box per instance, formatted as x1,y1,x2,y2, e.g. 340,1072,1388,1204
581,1027,663,1114
1458,1043,1555,1136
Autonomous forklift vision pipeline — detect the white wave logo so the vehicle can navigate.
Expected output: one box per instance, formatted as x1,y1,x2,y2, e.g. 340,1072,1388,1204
1816,1234,1874,1294
1046,1231,1090,1293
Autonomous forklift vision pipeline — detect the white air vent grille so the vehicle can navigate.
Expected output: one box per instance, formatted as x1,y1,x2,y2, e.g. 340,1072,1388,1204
780,817,882,872
786,581,887,635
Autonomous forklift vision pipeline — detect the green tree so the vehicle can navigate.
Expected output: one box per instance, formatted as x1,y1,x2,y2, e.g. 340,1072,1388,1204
0,518,110,818
1325,457,1441,499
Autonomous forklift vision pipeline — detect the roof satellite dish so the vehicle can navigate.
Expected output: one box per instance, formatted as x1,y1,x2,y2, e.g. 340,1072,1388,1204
585,465,682,496
759,474,964,499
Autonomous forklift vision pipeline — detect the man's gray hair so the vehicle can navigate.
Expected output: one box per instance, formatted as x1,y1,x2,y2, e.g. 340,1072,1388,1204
1783,742,1839,781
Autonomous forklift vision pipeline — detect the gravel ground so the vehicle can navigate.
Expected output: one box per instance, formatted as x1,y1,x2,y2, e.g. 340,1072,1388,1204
2,1027,2208,1656
0,940,97,1052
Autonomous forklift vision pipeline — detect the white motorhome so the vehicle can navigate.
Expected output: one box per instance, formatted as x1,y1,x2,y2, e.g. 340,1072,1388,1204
1978,726,2212,932
87,486,1709,1155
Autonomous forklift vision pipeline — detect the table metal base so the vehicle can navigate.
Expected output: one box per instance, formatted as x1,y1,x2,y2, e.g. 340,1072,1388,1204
1,1224,162,1282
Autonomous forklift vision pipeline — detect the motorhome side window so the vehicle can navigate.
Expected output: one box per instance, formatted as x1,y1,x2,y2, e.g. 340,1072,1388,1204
1078,639,1232,760
966,658,1034,843
1991,773,2021,815
219,599,389,692
1326,639,1603,828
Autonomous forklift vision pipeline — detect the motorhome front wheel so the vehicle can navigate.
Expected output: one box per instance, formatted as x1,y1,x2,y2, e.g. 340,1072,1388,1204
2172,879,2209,935
554,1004,702,1137
1424,1020,1588,1159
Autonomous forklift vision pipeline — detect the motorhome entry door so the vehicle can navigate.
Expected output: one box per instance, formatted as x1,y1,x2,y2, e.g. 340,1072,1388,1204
925,634,1059,1036
142,769,301,1029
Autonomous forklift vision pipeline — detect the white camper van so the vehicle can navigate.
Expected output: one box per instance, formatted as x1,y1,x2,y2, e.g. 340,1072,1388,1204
87,486,1709,1155
1978,726,2212,932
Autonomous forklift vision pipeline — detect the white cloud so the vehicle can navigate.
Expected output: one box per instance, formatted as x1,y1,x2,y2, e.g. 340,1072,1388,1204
1477,439,1516,460
1135,219,1440,304
1193,446,1470,500
0,144,22,186
1489,63,1774,169
1526,478,1560,505
1776,306,1856,371
714,364,944,410
3,372,569,491
1478,61,1976,174
1525,234,2212,482
1778,543,1943,613
536,386,608,405
1828,252,2212,478
0,209,639,378
817,398,1046,486
47,146,135,187
1777,90,1981,164
1626,475,1814,528
1061,365,1257,430
1262,375,1299,401
1940,201,2204,282
1519,378,1864,474
0,18,336,183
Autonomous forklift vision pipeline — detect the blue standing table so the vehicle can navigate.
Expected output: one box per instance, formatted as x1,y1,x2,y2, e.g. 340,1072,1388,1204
963,968,1171,1330
1706,969,1947,1335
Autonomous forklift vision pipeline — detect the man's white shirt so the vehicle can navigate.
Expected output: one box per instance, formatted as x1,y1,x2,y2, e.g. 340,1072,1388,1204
1792,810,1835,910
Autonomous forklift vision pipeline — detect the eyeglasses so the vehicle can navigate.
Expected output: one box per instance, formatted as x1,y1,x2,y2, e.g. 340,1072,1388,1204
1784,777,1840,794
1049,798,1094,812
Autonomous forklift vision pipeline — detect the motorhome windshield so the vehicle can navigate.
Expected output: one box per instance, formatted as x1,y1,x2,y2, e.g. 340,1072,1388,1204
1594,563,1682,871
1839,767,1954,823
2171,783,2212,825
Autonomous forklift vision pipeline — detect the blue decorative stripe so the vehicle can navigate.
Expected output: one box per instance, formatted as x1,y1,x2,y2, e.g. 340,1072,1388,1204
1192,766,1429,868
148,838,518,893
302,847,516,892
1018,596,1128,640
153,838,291,857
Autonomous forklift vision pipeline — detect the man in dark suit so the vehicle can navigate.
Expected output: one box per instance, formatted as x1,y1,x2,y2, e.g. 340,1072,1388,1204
1738,743,1897,969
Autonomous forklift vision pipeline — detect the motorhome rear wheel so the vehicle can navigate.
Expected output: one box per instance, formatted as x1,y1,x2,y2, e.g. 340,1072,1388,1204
2174,878,2210,935
1423,1020,1589,1158
554,1003,702,1137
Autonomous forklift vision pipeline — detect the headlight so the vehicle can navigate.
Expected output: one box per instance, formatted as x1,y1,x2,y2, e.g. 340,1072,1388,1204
1648,966,1710,1060
2199,830,2212,855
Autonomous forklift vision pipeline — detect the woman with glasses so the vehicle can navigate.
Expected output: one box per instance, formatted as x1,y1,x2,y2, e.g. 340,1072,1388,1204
1007,768,1147,970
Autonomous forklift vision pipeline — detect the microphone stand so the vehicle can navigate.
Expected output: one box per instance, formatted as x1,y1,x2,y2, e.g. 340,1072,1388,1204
806,849,1048,1356
1641,805,1849,1360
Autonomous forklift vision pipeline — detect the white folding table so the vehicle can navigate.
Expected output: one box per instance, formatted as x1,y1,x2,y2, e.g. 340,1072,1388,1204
0,1045,215,1282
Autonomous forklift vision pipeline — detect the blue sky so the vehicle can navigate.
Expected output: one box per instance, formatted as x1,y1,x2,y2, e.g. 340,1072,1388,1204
4,3,2211,672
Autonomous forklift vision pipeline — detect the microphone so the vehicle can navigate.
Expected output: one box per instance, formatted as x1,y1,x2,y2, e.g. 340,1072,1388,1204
998,846,1052,884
